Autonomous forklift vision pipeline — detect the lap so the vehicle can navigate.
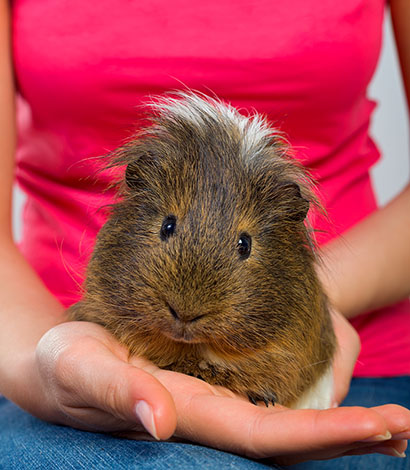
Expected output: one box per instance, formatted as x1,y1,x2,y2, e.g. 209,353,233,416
1,377,409,470
0,396,277,470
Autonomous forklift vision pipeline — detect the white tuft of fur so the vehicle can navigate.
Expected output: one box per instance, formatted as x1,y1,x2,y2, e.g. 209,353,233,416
148,91,280,159
292,366,334,410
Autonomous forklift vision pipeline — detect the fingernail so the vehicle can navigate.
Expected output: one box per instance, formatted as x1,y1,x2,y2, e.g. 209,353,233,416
371,446,406,458
359,431,392,443
135,401,159,440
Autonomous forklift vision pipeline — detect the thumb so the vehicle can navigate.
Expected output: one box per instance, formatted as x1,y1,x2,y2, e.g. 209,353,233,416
330,309,361,406
59,340,177,440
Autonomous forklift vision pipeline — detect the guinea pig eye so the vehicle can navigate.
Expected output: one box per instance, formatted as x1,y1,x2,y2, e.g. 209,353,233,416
237,233,252,259
160,215,177,240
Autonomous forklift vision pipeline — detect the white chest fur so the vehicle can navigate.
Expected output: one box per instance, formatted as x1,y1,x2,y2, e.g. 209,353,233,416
293,366,334,410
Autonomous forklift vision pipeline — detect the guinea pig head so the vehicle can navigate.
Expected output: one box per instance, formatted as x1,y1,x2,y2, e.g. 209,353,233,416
84,93,320,360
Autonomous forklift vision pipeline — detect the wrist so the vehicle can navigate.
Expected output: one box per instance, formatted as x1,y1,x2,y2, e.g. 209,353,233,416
0,345,53,420
316,236,366,319
1,347,34,402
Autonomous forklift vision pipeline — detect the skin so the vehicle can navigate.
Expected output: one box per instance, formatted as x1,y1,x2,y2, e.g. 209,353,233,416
0,0,409,464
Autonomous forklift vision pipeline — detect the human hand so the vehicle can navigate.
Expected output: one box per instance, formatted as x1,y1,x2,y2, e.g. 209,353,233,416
24,321,177,439
329,308,361,406
23,321,409,466
128,349,410,465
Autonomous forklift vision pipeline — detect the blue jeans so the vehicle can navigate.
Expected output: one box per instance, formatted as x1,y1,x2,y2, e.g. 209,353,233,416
1,377,409,470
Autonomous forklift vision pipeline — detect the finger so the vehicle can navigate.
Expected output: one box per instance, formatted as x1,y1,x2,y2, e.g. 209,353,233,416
54,337,177,440
331,309,360,405
274,436,408,465
174,392,408,459
371,404,410,437
344,439,408,458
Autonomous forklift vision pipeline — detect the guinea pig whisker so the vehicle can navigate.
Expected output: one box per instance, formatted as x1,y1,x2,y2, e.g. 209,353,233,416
300,359,330,370
84,297,145,315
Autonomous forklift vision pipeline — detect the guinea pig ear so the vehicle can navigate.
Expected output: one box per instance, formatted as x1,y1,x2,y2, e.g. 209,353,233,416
124,153,155,190
124,160,140,189
280,181,310,222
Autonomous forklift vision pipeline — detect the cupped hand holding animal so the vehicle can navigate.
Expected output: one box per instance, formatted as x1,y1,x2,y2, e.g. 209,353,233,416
329,308,361,407
26,320,409,465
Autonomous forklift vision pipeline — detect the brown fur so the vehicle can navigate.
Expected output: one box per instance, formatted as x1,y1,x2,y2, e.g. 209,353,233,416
68,92,336,407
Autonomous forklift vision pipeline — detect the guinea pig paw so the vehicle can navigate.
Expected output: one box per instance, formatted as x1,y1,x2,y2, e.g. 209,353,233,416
247,391,277,407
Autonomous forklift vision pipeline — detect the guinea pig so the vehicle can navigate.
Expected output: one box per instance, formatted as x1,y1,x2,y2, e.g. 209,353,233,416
68,91,336,409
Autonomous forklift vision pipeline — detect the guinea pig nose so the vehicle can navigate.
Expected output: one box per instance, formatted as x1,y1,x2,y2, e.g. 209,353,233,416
167,304,206,323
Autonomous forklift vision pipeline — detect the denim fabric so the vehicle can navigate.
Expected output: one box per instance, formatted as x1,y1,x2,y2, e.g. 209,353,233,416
1,377,409,469
0,397,279,470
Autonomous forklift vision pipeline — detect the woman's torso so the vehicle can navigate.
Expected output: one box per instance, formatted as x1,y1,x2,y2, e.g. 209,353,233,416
12,0,410,376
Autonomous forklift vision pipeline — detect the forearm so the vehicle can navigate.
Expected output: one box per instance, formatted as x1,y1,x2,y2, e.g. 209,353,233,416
0,237,66,402
0,0,66,403
0,0,15,232
318,183,410,319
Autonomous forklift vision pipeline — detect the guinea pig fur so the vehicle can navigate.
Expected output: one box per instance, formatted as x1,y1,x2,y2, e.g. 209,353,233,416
68,92,336,409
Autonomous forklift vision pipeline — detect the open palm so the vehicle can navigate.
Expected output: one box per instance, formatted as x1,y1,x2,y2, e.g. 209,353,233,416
34,321,409,466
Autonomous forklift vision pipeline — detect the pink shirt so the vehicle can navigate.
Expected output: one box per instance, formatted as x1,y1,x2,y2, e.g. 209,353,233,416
12,0,410,377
